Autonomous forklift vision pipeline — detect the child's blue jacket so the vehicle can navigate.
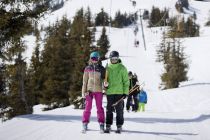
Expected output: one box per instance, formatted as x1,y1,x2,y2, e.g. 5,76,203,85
138,90,147,103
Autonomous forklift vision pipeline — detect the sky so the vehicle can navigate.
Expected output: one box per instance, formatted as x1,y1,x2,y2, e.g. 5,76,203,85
1,0,210,140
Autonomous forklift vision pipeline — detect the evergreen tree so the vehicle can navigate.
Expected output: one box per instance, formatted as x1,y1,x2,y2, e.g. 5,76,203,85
68,8,94,108
185,17,199,37
167,16,178,27
157,34,188,89
0,0,49,52
85,7,93,27
185,17,193,37
85,7,96,47
0,0,49,119
27,26,42,105
0,64,5,95
112,11,126,28
95,8,109,26
40,17,72,110
168,16,199,38
156,32,170,63
176,17,186,38
206,20,210,26
112,11,138,28
97,27,110,60
149,6,161,27
206,11,210,26
160,8,169,26
0,62,7,120
5,44,33,118
149,7,169,27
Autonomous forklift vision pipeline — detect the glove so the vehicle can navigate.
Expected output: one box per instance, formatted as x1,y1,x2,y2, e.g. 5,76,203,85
82,93,87,98
85,92,90,96
122,94,127,99
104,81,109,88
102,89,106,95
83,90,90,98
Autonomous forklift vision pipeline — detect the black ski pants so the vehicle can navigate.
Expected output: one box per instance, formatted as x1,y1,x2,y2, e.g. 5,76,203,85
126,93,138,111
106,94,124,127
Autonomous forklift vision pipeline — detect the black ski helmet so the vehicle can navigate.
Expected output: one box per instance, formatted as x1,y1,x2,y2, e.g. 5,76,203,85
109,51,119,58
128,71,132,75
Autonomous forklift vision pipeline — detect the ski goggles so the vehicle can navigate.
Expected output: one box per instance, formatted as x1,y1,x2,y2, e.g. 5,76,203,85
91,57,99,61
110,57,119,61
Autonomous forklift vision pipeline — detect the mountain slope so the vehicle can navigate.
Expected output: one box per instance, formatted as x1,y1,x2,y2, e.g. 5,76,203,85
1,0,210,140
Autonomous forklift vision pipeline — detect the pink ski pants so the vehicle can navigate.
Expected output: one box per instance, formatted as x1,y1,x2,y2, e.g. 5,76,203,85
82,92,105,123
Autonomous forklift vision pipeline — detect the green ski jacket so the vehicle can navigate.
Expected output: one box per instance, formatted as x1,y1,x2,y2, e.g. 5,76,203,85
106,62,129,95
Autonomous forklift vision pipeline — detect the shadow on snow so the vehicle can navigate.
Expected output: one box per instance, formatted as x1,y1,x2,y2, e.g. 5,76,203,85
123,129,197,136
18,114,210,124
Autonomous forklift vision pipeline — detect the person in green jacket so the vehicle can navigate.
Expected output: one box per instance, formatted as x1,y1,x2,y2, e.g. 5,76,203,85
103,51,129,133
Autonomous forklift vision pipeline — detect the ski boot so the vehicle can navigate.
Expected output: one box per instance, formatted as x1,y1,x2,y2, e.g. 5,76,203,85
99,123,104,133
115,125,122,134
104,125,111,133
82,123,88,133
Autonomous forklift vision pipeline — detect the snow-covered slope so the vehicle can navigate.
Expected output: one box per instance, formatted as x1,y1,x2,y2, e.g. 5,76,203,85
0,84,210,140
1,0,210,140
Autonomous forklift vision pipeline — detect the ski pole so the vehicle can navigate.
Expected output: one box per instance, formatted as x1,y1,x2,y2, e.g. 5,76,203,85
111,86,139,107
128,84,139,94
112,82,145,107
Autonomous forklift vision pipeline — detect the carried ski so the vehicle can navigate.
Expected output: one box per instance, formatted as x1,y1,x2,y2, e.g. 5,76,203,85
112,82,145,107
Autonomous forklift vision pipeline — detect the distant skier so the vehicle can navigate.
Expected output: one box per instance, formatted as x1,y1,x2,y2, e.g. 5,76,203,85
81,51,105,133
103,51,129,133
126,72,139,112
137,89,147,112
